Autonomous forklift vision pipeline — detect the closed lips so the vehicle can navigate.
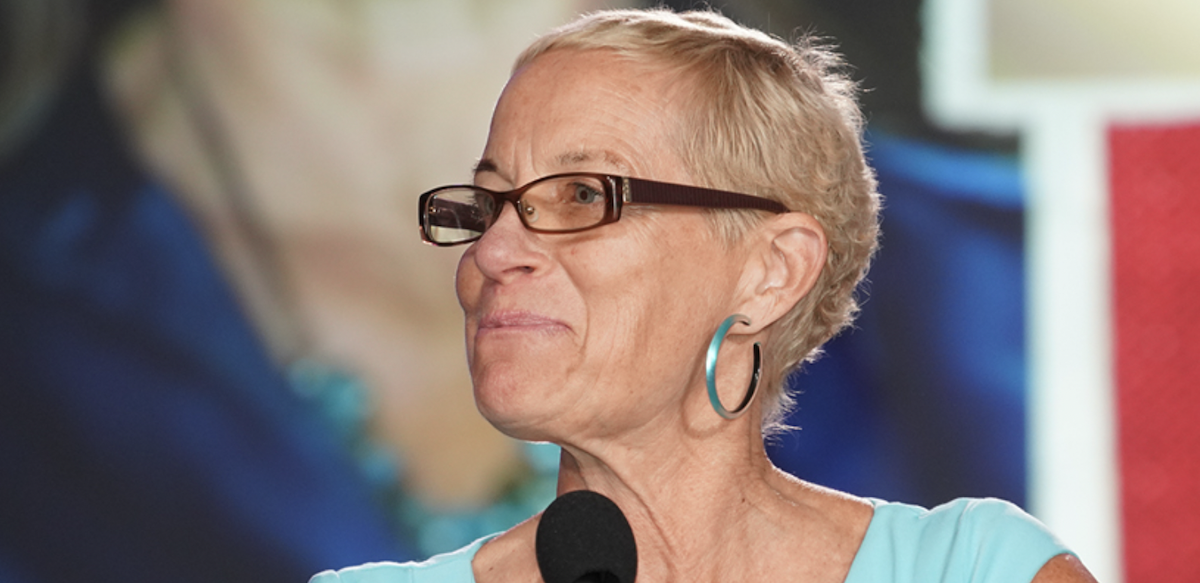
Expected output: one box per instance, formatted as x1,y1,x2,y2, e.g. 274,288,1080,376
479,311,569,331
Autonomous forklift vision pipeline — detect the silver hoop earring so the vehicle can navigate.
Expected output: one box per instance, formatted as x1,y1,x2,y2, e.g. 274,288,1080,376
705,314,761,420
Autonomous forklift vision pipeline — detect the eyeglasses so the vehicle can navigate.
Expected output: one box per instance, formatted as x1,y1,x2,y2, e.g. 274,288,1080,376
418,172,789,246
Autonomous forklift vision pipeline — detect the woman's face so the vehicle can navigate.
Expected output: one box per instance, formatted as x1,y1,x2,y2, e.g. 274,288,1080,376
456,50,749,444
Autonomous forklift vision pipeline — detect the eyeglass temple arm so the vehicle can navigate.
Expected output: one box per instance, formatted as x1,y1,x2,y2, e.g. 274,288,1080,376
622,177,789,214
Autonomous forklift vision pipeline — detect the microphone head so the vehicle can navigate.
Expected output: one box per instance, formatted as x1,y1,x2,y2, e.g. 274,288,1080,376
535,490,638,583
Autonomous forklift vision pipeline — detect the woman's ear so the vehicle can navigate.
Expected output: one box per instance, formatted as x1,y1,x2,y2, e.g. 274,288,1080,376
737,212,827,332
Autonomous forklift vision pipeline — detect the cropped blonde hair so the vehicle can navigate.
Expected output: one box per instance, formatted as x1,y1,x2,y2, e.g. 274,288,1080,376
513,9,881,433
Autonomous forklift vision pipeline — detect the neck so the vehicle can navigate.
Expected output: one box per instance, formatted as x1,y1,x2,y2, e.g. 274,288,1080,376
551,413,823,582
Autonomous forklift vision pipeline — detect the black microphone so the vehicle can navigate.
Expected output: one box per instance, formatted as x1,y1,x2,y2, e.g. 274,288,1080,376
535,490,638,583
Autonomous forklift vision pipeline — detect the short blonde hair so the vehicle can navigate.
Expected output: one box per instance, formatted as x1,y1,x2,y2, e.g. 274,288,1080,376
513,8,881,433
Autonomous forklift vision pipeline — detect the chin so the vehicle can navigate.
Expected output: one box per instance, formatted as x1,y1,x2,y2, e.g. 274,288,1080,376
472,367,569,442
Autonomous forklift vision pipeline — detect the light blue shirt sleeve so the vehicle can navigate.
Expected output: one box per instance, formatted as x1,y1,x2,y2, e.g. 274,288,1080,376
845,498,1073,583
309,535,493,583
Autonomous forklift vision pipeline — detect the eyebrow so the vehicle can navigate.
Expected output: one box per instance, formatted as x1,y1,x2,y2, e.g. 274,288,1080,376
471,150,632,180
556,150,631,173
473,158,498,175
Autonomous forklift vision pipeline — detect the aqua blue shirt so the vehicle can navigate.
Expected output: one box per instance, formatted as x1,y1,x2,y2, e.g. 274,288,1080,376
310,497,1072,583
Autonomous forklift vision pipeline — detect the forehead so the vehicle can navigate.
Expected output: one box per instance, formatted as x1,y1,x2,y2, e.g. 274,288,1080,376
483,49,688,180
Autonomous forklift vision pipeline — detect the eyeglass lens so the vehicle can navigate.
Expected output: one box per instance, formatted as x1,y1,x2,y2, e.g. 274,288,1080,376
425,174,612,244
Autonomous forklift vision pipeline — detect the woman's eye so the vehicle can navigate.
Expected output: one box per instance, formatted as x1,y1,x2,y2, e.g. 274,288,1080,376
573,184,602,204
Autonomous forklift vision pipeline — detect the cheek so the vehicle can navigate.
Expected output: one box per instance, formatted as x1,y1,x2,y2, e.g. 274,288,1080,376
572,234,715,363
455,250,483,356
455,249,481,312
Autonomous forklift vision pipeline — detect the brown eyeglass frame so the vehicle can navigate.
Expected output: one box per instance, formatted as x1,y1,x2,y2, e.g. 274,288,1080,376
418,172,790,246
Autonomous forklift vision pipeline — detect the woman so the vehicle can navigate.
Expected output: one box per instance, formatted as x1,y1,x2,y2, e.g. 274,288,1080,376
313,8,1097,583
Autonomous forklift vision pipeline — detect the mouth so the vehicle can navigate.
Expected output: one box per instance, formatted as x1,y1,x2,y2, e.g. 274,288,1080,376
477,310,570,335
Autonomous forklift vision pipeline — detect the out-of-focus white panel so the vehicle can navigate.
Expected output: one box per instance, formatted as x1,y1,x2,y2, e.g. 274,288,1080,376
1022,109,1120,583
989,0,1200,79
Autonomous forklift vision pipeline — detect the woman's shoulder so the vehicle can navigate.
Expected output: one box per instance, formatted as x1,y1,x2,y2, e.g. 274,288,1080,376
845,497,1073,583
309,517,542,583
866,496,1051,532
309,535,495,583
470,514,543,583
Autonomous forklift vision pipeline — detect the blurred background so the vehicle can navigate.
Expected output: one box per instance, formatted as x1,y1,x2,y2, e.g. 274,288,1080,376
1,1,1196,582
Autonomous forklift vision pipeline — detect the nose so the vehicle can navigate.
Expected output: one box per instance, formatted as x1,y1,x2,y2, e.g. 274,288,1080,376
467,200,547,283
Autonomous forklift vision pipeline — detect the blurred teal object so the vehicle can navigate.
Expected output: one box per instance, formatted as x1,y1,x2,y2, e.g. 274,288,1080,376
291,358,559,557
